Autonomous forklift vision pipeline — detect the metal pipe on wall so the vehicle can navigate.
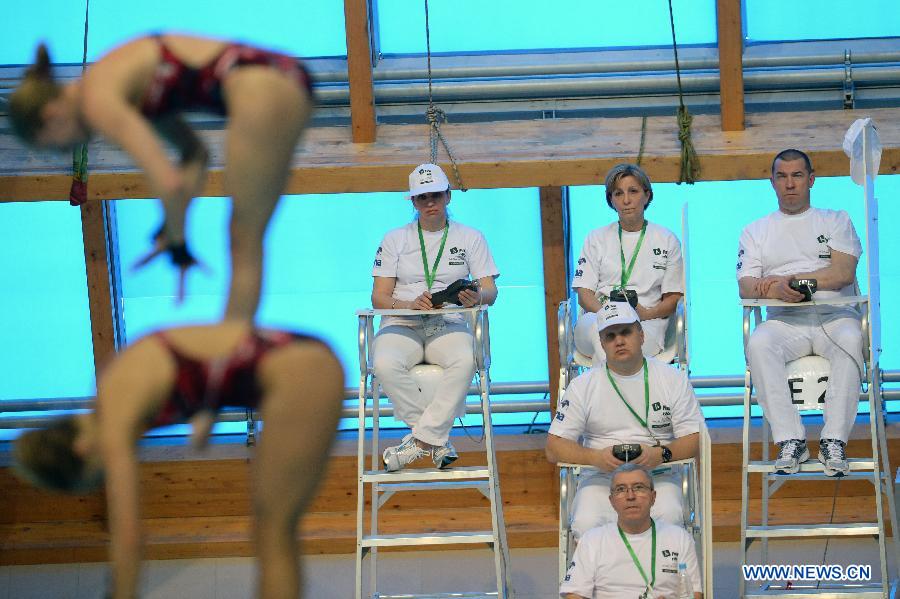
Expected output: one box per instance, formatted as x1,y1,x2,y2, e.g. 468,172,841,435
2,373,899,428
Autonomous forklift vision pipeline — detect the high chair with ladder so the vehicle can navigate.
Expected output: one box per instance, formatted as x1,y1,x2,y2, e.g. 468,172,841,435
354,305,512,599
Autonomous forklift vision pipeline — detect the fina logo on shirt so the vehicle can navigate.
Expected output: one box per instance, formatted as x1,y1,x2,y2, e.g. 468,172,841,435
564,561,575,582
652,248,668,269
555,411,565,422
449,246,467,265
817,234,832,258
374,246,383,267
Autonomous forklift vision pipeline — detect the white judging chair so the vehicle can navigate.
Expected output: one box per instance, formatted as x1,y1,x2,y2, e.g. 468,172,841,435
354,305,512,599
739,294,899,598
556,422,713,598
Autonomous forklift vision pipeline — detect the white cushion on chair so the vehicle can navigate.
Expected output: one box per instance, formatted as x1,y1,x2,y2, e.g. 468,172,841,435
573,312,597,362
785,355,830,411
410,364,444,403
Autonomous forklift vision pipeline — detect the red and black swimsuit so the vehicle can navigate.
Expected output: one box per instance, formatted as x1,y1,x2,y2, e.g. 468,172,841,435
148,329,315,428
140,35,314,119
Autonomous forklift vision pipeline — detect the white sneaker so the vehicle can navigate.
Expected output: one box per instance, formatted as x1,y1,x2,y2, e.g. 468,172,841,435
818,439,849,477
383,434,429,472
432,441,458,469
774,439,809,475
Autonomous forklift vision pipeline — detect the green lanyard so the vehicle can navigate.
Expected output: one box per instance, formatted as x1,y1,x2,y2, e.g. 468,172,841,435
418,221,449,291
618,221,648,289
618,519,657,594
606,358,650,429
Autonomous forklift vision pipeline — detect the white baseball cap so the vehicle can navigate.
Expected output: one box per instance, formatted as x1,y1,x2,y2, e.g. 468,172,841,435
407,163,450,199
597,301,640,334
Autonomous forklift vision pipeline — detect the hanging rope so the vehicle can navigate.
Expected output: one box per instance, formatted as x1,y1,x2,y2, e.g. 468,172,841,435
667,0,700,184
636,116,648,167
70,0,90,206
424,0,466,191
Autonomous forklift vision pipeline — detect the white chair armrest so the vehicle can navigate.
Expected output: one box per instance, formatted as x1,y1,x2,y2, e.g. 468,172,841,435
356,305,487,317
740,295,868,308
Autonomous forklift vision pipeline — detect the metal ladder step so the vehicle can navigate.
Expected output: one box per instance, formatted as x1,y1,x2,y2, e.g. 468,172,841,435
361,531,495,548
743,583,885,597
748,458,876,474
755,472,878,483
745,523,881,539
356,310,510,599
363,466,490,483
370,593,501,598
376,481,490,493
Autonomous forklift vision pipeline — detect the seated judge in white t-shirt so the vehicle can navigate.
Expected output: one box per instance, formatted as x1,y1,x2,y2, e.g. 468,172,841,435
572,163,684,364
371,163,500,473
738,148,864,478
546,301,704,538
560,464,702,599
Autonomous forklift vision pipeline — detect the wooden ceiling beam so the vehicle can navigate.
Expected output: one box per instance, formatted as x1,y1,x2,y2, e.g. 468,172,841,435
2,107,898,202
539,186,568,413
716,0,746,131
343,0,377,143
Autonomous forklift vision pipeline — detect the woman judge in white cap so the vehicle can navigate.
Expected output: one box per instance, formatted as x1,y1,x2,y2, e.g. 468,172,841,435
370,164,500,471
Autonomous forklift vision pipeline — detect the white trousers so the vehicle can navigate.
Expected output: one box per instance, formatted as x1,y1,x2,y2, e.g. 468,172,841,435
570,468,684,539
574,312,668,366
372,322,475,447
746,316,863,444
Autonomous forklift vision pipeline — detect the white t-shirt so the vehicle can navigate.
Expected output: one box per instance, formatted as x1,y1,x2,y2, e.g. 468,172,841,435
559,520,702,599
737,206,862,320
572,221,683,309
548,357,703,449
373,220,499,326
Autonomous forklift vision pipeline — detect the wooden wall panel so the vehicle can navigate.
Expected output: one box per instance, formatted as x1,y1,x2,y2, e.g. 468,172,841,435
2,435,897,563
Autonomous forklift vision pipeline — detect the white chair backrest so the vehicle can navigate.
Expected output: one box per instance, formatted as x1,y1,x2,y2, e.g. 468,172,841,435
785,355,830,412
655,312,680,365
571,301,594,368
571,299,684,369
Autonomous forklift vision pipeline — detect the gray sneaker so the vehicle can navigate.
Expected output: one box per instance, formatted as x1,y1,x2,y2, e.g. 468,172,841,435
432,441,458,469
383,434,429,472
818,439,849,477
774,439,809,475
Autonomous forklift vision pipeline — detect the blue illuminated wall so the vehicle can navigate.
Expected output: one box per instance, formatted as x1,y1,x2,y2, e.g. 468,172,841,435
3,175,896,414
114,188,549,389
376,0,716,54
0,203,95,400
571,174,899,378
2,0,899,421
2,0,347,64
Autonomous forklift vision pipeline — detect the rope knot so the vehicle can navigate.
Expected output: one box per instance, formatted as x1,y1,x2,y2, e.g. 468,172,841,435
426,105,447,125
